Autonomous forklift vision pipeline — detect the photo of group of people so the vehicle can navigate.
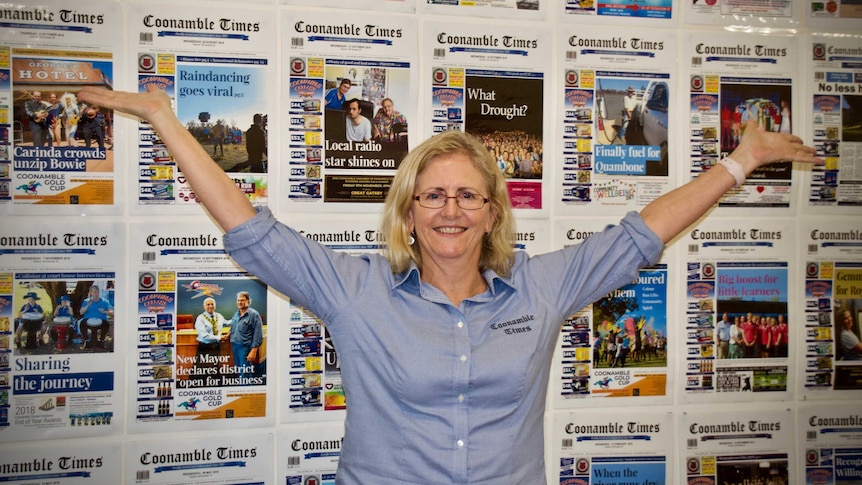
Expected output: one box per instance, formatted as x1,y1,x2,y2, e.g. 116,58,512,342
720,83,792,154
12,279,115,355
714,312,789,360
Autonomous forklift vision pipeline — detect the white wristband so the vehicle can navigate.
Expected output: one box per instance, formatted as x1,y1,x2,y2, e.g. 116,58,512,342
717,157,746,188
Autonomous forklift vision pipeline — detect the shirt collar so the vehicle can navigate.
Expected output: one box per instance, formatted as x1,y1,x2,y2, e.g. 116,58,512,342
392,261,517,297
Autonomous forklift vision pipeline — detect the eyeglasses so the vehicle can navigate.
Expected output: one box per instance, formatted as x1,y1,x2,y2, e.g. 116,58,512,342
413,191,489,210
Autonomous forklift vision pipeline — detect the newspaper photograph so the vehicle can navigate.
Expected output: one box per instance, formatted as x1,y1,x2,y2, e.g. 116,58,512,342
421,0,545,20
681,407,795,485
550,217,671,405
129,222,274,433
282,10,416,210
279,422,344,485
425,20,549,212
799,217,862,398
562,0,673,22
802,34,862,214
680,218,794,403
556,25,676,215
125,431,273,484
550,410,674,485
0,0,121,214
799,403,862,485
128,3,276,212
0,222,123,442
684,0,796,25
684,31,798,213
0,438,121,484
279,214,383,422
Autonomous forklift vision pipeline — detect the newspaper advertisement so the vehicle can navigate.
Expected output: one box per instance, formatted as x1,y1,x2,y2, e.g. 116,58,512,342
803,34,862,214
279,214,382,422
279,422,344,485
126,432,273,484
684,0,796,25
421,0,545,20
550,410,674,485
684,31,798,213
425,20,549,212
799,217,862,398
807,0,862,29
129,222,274,433
0,0,120,214
681,407,795,485
0,222,123,442
550,218,671,405
128,3,275,212
680,218,794,403
0,439,121,484
282,0,414,13
799,403,862,485
556,25,676,215
282,10,416,210
563,0,673,21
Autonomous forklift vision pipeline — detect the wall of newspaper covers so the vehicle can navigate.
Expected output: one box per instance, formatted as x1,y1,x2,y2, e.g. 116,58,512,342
0,0,860,483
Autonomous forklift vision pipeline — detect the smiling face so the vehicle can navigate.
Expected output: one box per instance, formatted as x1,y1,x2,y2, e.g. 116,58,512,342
204,299,215,313
407,152,495,273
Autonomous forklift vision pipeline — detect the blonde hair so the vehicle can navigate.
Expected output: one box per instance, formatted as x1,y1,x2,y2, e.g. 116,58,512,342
380,130,515,276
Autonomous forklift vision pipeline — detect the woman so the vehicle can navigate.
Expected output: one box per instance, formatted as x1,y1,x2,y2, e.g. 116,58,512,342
838,308,862,360
60,93,80,146
78,85,819,484
46,92,64,145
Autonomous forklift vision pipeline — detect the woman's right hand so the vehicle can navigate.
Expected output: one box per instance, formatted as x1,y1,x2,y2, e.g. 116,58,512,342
78,85,172,124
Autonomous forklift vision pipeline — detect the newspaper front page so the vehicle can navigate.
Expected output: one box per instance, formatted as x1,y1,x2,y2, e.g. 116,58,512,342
556,25,677,215
799,403,862,484
125,432,273,484
129,222,274,433
681,407,795,485
0,439,121,484
550,217,672,406
803,34,862,215
684,31,799,213
282,10,416,210
425,19,549,213
128,3,276,212
799,217,862,399
0,222,124,442
550,410,674,485
679,218,794,403
0,0,121,215
279,422,344,485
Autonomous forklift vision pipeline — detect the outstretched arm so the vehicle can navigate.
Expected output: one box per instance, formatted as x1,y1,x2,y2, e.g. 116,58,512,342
78,86,256,232
641,120,822,243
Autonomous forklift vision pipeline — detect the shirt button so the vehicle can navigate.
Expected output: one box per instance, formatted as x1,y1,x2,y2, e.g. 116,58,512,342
460,355,467,363
457,321,464,328
457,440,464,448
458,394,465,402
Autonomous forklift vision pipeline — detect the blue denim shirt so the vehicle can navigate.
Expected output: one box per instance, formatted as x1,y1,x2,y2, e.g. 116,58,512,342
224,207,662,484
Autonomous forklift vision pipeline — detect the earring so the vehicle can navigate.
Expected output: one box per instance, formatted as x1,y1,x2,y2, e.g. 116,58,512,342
408,232,416,246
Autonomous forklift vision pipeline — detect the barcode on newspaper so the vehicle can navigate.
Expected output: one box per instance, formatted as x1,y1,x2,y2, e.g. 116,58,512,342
808,244,818,253
287,456,301,466
291,37,304,48
691,57,702,66
434,48,446,58
814,72,825,81
807,431,817,440
566,51,577,61
139,32,153,43
561,438,573,448
687,438,698,448
136,470,150,480
688,244,699,253
142,251,155,262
